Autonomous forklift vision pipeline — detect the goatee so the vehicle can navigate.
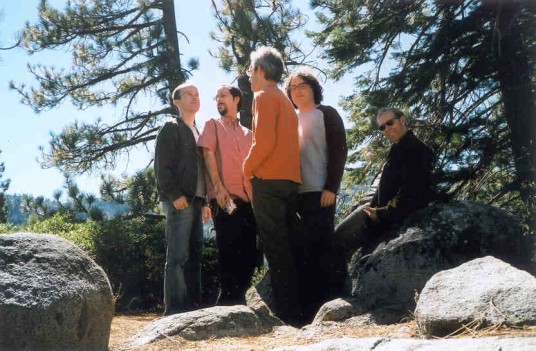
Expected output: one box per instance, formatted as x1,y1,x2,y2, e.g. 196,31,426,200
218,107,228,117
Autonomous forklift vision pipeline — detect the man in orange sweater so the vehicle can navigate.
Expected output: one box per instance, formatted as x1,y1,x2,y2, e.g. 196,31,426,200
243,46,302,326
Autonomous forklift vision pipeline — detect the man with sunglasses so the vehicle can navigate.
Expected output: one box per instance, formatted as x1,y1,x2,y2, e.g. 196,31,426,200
334,107,434,264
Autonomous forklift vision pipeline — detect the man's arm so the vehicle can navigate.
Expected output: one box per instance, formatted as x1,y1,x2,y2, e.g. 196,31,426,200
243,93,278,178
375,146,434,223
321,105,348,207
154,122,184,202
202,148,229,208
322,105,348,194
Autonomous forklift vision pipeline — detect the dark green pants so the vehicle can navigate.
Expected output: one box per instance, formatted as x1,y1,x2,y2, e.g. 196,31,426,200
250,177,302,325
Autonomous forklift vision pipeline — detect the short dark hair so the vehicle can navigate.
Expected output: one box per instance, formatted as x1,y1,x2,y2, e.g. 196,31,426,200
284,67,324,108
249,46,285,83
220,85,243,111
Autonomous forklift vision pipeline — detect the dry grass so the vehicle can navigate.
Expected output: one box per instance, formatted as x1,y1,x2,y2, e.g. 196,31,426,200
108,313,536,351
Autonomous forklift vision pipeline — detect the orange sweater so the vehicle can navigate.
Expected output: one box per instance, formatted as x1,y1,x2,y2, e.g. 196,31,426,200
243,86,301,184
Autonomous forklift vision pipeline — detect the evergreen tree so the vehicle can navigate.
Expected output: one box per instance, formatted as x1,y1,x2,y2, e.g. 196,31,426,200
100,167,160,217
310,0,536,232
23,173,105,222
210,0,310,128
0,150,10,223
10,0,196,174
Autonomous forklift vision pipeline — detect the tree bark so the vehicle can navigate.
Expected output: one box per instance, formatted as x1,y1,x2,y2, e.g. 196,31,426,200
161,0,185,98
493,0,536,231
238,73,253,130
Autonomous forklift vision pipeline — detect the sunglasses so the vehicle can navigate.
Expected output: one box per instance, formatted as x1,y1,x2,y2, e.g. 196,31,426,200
378,116,400,131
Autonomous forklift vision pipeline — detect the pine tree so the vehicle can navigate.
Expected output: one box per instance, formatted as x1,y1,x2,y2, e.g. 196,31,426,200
100,168,160,218
10,0,195,174
210,0,310,128
0,150,10,223
23,173,105,222
310,0,536,232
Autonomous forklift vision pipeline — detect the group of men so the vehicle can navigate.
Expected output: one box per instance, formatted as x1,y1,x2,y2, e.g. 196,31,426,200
154,46,434,325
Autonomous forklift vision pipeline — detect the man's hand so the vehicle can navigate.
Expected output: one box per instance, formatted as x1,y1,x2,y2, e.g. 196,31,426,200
202,206,212,224
364,204,378,221
215,185,230,209
320,190,336,208
172,196,189,210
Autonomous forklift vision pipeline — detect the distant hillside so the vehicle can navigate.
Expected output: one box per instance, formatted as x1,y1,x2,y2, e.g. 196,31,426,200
5,194,129,225
5,194,29,225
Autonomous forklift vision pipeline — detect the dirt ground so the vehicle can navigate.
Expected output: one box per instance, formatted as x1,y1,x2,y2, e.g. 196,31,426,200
108,313,536,351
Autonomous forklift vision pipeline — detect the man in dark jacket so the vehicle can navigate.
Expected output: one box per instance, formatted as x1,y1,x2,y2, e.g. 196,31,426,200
334,107,434,261
154,82,211,315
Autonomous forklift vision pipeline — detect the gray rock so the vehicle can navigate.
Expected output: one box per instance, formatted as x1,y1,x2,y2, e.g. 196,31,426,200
131,305,277,345
313,298,409,325
0,233,114,350
350,201,531,317
376,337,536,351
271,337,382,351
313,298,364,324
415,256,536,336
246,270,284,326
246,271,275,315
270,337,536,351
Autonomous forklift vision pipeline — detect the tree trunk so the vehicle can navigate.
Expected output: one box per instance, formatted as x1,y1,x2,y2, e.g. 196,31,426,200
238,73,253,129
161,0,185,98
494,0,536,231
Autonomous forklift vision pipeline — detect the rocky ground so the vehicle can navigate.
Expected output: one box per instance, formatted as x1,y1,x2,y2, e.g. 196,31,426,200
108,313,536,351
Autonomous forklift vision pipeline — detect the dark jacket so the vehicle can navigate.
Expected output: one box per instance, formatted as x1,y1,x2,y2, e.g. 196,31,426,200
154,116,201,203
371,130,434,224
317,105,348,194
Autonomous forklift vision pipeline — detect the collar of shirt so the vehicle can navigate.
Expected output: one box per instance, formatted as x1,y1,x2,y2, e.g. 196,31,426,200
220,116,240,127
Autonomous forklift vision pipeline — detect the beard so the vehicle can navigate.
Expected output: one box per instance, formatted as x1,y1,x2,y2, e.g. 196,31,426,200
218,105,228,117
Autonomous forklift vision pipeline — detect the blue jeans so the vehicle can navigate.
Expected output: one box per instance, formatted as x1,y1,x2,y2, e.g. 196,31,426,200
162,197,204,314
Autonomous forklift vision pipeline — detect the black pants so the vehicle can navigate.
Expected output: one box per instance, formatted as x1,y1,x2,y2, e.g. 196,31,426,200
333,204,394,260
250,177,302,325
295,191,351,321
212,198,257,305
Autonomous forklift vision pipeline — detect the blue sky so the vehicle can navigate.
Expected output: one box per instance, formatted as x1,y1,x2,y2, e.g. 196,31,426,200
0,0,353,199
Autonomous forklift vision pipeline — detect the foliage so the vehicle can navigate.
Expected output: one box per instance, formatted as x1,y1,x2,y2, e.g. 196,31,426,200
22,212,222,310
0,149,10,223
210,0,311,128
0,222,16,234
22,173,105,221
10,0,196,175
100,167,160,217
202,235,221,305
25,213,164,308
251,265,269,286
310,0,536,232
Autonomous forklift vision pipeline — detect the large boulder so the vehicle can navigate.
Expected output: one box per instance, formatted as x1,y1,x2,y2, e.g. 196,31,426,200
270,337,536,351
131,305,278,345
0,233,114,350
415,256,536,337
350,201,532,315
